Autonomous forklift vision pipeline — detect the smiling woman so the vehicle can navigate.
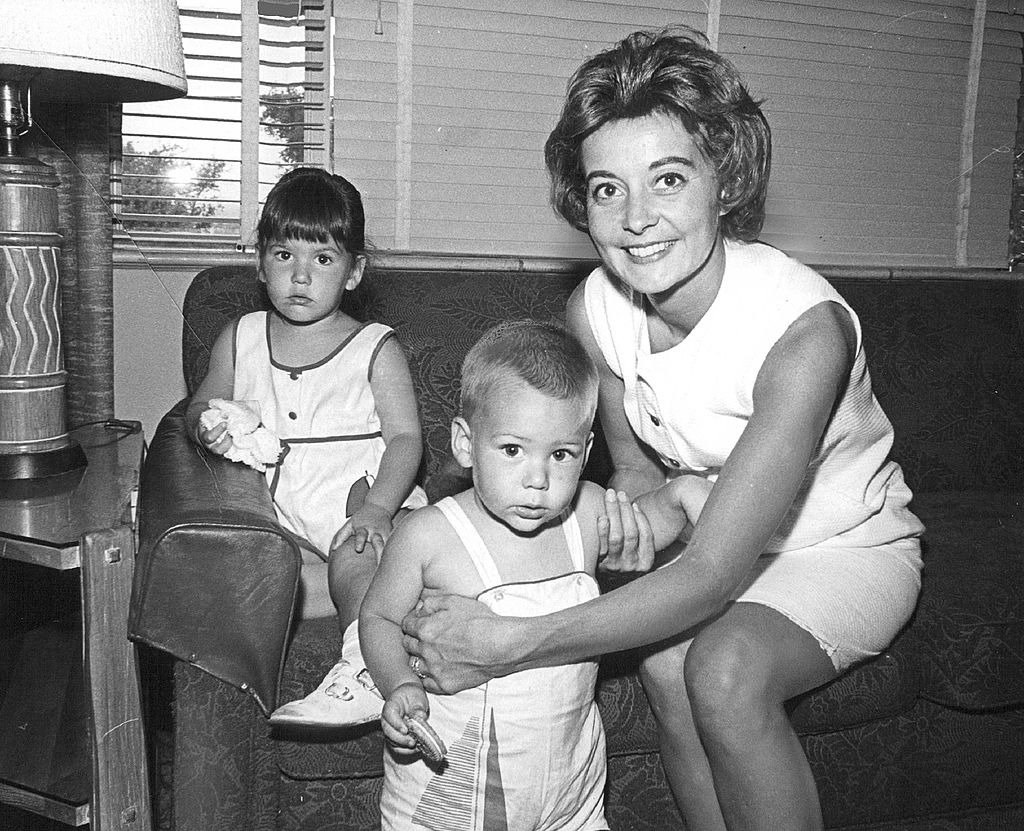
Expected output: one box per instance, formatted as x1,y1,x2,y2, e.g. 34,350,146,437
402,28,926,831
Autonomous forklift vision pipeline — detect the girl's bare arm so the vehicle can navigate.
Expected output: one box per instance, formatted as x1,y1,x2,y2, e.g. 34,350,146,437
185,324,236,447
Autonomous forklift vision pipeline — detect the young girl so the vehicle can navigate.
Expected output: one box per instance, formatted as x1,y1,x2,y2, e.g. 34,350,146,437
360,320,700,830
187,167,427,727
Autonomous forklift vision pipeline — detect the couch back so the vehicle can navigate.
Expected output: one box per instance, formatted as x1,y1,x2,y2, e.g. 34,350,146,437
182,266,1024,496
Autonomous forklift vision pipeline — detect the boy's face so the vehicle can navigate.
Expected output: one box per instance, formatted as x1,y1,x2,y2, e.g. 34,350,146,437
259,237,365,325
452,379,594,535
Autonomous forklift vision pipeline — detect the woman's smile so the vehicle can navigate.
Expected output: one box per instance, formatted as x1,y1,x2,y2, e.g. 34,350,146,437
582,112,725,301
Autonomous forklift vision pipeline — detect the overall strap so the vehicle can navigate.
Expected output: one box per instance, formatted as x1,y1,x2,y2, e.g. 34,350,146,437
559,506,586,572
434,498,503,590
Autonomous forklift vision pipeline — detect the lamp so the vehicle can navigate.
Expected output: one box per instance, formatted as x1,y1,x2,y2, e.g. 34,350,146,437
0,0,186,479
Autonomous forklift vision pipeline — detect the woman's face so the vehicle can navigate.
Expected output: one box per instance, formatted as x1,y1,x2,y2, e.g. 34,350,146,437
581,112,724,297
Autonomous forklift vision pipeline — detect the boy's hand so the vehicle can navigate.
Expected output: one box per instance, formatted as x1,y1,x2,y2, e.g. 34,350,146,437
330,502,393,560
597,489,655,574
381,682,429,754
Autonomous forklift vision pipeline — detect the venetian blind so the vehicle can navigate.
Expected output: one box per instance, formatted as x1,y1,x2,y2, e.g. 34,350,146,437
331,0,1021,267
115,0,328,256
722,0,1022,267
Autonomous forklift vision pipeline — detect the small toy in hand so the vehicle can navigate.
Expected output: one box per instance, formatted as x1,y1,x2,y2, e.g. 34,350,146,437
405,713,446,763
200,399,283,472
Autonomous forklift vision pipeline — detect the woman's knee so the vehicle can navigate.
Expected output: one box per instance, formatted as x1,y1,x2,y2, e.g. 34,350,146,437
684,625,771,726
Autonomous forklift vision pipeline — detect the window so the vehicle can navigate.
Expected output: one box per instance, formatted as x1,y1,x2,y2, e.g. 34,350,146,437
115,0,328,257
118,0,1022,269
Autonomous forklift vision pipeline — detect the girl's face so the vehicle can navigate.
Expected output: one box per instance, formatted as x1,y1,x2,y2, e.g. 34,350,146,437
452,380,593,536
581,112,725,297
259,237,365,325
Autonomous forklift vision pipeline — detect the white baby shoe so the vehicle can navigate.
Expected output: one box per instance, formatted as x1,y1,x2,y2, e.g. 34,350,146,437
269,658,383,728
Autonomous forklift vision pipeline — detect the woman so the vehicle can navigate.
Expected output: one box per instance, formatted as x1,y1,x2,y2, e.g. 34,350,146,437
403,29,923,830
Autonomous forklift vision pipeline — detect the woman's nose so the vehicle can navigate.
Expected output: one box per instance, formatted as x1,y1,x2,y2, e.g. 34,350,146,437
623,191,657,234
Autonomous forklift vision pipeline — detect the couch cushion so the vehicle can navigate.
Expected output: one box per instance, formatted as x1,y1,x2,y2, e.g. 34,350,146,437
831,278,1024,493
907,490,1024,710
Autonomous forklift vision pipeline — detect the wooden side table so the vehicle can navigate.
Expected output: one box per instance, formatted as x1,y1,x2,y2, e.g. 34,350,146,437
0,421,150,830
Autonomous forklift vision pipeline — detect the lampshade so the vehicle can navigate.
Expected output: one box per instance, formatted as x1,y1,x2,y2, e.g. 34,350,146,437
0,0,187,104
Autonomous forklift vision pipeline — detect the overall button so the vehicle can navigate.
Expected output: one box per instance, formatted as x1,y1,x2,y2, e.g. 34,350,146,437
649,413,661,427
288,411,297,420
492,591,504,602
668,458,681,468
290,371,300,380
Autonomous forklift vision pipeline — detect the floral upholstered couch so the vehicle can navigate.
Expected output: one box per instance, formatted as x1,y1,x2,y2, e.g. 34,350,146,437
129,263,1024,830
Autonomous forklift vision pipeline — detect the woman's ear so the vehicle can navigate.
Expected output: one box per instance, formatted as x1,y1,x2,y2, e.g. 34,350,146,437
346,254,367,291
451,417,473,469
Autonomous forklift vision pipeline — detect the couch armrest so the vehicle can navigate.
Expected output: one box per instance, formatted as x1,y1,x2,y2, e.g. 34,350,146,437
128,399,300,715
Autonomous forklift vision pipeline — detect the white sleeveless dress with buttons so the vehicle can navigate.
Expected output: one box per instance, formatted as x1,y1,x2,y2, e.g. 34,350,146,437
233,312,426,558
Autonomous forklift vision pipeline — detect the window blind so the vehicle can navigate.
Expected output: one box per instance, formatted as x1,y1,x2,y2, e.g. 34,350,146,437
333,0,709,258
331,0,1021,267
115,0,328,255
723,0,1022,267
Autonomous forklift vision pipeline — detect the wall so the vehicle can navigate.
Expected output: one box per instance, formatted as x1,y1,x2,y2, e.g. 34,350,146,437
113,266,193,440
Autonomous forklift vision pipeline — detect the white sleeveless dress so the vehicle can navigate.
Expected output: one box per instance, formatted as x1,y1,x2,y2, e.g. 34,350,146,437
233,312,426,558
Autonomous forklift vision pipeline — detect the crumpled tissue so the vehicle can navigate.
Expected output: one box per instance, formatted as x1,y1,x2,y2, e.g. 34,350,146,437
199,399,283,472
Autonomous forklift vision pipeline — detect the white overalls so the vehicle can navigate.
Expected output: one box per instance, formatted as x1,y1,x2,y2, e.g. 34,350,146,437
380,497,608,831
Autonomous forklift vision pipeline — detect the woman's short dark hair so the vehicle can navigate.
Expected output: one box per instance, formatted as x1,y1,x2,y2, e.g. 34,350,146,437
544,28,771,242
256,167,366,258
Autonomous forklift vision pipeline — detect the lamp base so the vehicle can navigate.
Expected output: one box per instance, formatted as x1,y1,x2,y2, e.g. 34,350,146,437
0,440,88,480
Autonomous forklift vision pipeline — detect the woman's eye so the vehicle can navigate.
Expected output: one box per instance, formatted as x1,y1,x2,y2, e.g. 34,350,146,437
656,172,686,190
501,445,521,458
590,182,619,201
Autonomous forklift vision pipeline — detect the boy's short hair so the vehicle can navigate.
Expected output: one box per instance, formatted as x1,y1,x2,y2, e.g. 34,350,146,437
460,320,599,424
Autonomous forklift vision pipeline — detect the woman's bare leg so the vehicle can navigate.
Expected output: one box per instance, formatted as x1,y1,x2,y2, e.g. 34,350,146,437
685,601,836,831
641,635,728,831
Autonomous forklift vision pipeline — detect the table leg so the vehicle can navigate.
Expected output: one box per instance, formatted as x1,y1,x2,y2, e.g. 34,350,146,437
81,525,152,831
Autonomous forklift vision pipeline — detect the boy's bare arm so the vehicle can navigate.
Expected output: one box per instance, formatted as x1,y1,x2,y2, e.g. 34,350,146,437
359,509,442,697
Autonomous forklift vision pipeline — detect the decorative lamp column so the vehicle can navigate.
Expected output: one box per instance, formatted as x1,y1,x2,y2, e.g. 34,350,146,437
0,0,187,479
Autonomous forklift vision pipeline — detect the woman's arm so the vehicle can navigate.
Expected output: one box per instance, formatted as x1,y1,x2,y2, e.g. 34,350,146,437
566,284,666,572
567,283,666,499
405,302,856,692
184,324,236,448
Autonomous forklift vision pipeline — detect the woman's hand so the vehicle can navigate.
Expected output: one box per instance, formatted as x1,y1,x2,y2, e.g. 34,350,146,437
597,489,656,575
402,595,517,694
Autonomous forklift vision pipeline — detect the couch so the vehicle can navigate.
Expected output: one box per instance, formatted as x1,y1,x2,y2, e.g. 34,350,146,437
129,262,1024,831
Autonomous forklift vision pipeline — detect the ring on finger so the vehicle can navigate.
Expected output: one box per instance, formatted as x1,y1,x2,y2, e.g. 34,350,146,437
410,656,426,679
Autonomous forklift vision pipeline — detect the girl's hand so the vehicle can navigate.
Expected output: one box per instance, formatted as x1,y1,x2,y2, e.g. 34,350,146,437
198,421,232,456
330,502,394,560
381,682,429,754
401,595,515,694
597,489,655,574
